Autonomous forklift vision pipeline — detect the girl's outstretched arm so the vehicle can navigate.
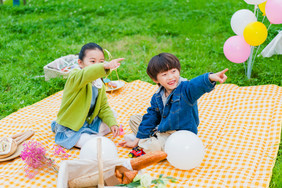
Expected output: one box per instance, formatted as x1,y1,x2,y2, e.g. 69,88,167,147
104,58,124,70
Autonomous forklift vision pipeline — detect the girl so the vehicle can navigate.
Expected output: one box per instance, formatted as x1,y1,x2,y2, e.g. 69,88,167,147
51,43,124,149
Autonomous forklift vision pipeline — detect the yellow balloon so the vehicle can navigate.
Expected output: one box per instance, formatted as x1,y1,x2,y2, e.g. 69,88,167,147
243,21,268,46
258,1,267,16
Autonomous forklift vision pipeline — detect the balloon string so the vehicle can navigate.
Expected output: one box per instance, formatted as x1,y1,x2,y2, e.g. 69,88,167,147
267,23,272,31
252,46,260,67
262,16,265,24
243,62,247,76
255,5,259,18
254,4,258,15
247,46,254,79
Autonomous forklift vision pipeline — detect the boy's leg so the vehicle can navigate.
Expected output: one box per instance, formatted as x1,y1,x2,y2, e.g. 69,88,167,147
138,131,175,153
129,115,142,135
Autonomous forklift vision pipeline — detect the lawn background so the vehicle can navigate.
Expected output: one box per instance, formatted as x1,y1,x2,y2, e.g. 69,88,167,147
0,0,281,187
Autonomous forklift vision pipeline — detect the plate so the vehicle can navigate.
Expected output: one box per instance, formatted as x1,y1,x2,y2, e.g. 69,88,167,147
0,137,12,155
106,81,125,92
0,142,23,162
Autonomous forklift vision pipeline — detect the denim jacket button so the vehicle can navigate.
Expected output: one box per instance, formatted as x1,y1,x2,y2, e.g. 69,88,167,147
163,116,166,118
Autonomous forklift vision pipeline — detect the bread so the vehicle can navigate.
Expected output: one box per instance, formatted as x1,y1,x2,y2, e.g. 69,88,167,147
130,151,167,171
115,166,138,184
122,170,138,184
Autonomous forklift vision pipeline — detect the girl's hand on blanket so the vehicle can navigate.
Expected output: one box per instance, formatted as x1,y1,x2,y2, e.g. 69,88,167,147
119,138,140,148
209,68,228,84
104,58,124,70
111,125,120,137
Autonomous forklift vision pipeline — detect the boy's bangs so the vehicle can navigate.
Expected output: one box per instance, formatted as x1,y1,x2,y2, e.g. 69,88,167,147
147,53,181,80
155,58,179,73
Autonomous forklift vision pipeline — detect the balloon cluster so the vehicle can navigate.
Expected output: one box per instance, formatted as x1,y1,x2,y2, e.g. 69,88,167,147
223,0,282,64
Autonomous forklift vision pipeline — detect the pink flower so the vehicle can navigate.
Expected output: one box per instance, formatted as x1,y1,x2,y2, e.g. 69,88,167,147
20,141,71,178
21,141,49,169
52,145,71,159
20,141,56,178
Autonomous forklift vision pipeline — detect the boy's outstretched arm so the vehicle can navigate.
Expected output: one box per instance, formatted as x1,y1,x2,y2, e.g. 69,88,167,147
119,138,140,148
209,68,228,83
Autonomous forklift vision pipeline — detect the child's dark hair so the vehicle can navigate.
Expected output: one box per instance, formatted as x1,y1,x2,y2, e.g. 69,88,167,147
79,43,104,61
146,53,181,81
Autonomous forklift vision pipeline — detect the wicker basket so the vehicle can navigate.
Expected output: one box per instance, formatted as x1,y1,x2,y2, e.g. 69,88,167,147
44,54,79,81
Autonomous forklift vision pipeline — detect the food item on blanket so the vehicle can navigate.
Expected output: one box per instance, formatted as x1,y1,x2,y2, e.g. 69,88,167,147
68,173,99,188
68,152,167,186
117,177,122,184
0,139,17,159
0,138,11,154
114,166,138,184
122,170,138,184
115,166,123,178
107,81,118,89
130,151,167,171
0,131,35,161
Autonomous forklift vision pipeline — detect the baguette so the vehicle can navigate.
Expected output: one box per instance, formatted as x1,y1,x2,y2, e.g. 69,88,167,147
130,151,167,171
122,170,138,184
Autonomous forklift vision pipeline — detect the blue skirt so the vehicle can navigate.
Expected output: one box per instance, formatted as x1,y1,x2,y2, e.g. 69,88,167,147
51,116,102,149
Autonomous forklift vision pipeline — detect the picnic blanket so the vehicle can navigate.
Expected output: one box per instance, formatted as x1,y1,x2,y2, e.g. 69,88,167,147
0,80,281,187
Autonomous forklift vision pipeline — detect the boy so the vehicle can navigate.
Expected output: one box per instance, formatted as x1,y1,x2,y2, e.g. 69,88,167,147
119,53,228,153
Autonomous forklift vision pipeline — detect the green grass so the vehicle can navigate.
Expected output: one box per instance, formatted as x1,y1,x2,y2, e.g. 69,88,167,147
0,0,281,187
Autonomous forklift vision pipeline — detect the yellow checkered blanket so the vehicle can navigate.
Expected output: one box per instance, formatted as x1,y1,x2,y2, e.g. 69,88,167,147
0,80,281,187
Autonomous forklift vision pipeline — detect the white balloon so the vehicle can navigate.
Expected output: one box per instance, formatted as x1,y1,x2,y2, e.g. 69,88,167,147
164,131,205,170
79,136,118,161
244,0,266,5
231,9,257,36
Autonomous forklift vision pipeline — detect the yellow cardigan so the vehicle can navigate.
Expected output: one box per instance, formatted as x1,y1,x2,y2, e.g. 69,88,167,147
56,63,117,131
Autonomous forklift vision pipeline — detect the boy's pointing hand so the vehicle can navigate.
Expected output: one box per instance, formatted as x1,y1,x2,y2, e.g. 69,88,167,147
209,68,228,84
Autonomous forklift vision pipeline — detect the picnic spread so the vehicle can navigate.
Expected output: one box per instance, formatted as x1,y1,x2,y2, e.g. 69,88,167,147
0,80,281,187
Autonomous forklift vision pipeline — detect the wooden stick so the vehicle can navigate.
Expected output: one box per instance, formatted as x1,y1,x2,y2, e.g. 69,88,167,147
10,132,26,139
14,130,34,145
97,138,104,188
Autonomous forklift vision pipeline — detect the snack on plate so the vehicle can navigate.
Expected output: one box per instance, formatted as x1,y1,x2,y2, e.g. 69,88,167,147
107,81,118,89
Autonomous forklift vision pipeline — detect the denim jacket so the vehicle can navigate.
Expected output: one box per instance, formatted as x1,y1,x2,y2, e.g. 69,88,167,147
136,73,216,139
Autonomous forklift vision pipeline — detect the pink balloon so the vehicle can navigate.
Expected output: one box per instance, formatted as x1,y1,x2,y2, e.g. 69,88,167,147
265,0,282,24
223,36,251,63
